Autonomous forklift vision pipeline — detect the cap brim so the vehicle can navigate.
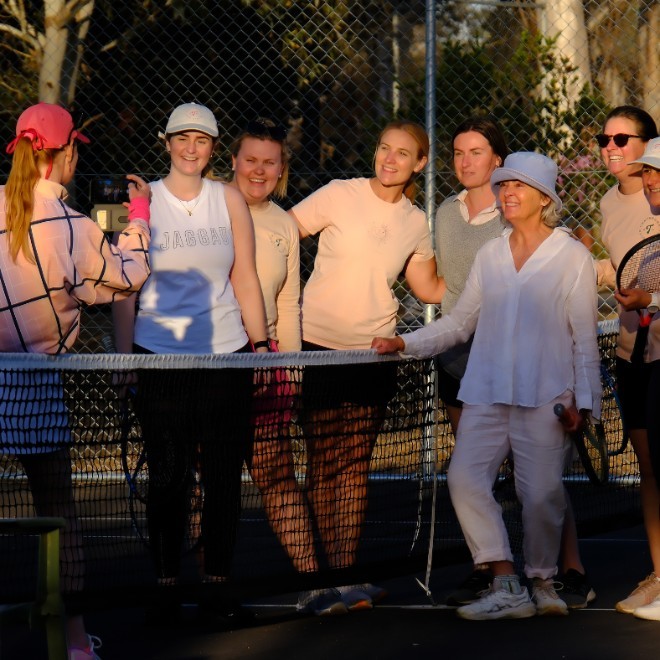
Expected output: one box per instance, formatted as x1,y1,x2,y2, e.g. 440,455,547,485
629,156,660,170
73,130,90,144
166,125,218,138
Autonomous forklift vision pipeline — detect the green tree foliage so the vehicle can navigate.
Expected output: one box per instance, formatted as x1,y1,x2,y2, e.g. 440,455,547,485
406,26,612,211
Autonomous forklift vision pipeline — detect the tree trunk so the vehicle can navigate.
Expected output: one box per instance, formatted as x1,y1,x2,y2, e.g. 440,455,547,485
540,0,592,98
39,0,67,103
38,0,95,105
65,1,95,106
640,1,660,114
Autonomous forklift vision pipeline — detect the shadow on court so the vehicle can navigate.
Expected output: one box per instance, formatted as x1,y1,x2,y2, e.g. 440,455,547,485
2,525,658,660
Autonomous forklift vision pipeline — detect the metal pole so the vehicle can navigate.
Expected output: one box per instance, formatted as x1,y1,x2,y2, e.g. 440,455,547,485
424,0,437,287
422,0,438,482
392,9,401,116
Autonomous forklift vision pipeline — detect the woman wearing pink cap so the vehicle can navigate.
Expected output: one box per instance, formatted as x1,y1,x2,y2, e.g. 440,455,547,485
373,152,601,620
0,102,151,659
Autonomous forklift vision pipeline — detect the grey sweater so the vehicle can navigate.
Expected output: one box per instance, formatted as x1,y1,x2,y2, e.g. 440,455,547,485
434,195,504,378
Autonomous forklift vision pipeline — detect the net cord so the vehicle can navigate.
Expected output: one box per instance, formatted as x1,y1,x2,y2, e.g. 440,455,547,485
0,349,401,371
0,321,618,370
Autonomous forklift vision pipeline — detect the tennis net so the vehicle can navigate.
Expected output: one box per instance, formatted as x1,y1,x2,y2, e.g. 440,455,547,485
0,319,639,608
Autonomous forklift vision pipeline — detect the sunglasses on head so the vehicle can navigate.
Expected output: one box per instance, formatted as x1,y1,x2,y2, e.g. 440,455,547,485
245,118,287,142
595,133,641,148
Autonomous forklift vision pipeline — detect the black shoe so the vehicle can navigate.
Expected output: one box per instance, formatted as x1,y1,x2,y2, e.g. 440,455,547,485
446,569,493,606
557,569,596,609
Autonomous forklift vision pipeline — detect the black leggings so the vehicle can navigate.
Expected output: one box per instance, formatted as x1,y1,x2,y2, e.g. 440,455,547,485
133,352,252,579
648,360,660,485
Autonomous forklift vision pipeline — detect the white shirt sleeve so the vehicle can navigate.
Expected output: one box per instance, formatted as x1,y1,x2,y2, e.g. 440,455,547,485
402,260,481,358
567,254,601,418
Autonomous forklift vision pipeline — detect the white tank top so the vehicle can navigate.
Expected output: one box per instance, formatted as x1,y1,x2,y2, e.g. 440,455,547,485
134,178,248,353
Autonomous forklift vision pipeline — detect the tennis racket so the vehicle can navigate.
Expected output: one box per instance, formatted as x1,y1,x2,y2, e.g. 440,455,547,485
100,335,150,545
616,234,660,365
103,335,202,554
599,361,628,456
554,404,609,486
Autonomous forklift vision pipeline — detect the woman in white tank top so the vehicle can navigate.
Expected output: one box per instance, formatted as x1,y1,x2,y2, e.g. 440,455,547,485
112,103,269,623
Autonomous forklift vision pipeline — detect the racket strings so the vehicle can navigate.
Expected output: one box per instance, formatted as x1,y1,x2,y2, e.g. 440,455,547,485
618,242,660,292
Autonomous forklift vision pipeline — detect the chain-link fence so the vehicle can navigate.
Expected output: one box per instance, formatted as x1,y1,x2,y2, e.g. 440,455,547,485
1,1,659,346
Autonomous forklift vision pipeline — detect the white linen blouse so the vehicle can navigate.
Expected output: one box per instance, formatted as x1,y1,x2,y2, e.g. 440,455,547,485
402,227,602,417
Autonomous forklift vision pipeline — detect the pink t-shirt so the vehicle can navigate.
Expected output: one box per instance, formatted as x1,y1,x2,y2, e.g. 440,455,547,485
293,178,434,349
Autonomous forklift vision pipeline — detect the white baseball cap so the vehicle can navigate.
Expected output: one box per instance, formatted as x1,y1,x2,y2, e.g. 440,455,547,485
161,103,218,138
630,137,660,171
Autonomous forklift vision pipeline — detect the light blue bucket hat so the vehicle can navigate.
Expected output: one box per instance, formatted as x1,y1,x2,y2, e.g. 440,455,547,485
491,151,562,212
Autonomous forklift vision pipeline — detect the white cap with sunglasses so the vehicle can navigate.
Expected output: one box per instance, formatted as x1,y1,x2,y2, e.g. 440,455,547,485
629,137,660,171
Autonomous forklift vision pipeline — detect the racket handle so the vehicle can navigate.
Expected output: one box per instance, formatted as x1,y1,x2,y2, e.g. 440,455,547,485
554,403,582,431
639,310,652,328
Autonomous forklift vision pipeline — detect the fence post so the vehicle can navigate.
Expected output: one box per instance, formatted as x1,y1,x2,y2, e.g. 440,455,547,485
423,0,438,482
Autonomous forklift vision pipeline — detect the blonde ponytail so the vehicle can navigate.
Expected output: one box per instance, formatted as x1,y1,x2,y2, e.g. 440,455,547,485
4,138,51,263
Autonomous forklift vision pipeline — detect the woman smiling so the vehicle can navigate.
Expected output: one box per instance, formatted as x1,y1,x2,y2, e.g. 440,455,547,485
373,151,601,620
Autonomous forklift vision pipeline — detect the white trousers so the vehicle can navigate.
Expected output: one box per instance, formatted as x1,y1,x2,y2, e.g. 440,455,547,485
447,391,573,579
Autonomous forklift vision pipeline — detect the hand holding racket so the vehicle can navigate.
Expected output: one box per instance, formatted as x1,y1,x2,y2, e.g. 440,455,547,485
554,403,608,485
553,402,584,433
614,288,654,311
615,234,660,364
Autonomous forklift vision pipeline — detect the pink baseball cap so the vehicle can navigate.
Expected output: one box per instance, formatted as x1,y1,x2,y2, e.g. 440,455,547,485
6,103,90,154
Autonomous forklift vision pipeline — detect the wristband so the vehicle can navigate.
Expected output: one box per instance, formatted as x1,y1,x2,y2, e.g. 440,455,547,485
128,197,150,224
648,292,660,315
253,340,270,351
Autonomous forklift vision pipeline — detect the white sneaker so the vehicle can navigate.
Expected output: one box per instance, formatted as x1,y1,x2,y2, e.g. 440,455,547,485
633,594,660,621
357,583,387,603
616,573,660,614
456,586,536,620
531,578,569,616
297,588,347,616
337,585,373,611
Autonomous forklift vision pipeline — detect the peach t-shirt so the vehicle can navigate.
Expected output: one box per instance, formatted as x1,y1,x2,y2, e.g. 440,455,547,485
293,178,434,350
597,185,660,362
252,200,301,351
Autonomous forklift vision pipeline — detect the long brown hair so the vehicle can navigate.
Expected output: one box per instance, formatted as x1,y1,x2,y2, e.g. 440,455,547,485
4,138,56,263
375,120,429,201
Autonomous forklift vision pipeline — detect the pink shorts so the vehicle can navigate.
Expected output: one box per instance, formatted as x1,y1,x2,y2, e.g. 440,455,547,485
250,339,295,431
